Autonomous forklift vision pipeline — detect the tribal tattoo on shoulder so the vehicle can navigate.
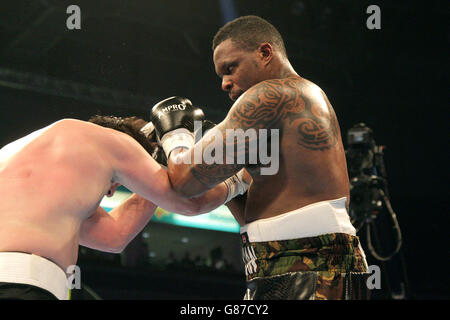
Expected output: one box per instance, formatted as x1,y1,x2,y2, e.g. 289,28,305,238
284,83,339,151
228,76,339,150
189,77,339,186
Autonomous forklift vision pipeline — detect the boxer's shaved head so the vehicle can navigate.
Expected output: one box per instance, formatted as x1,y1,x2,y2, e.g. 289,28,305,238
212,15,287,58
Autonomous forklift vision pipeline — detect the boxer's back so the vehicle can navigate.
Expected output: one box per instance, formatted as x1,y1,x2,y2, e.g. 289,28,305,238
0,119,114,269
245,77,350,222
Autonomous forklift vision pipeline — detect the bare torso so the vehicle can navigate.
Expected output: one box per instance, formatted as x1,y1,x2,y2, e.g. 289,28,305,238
243,77,350,223
0,119,115,270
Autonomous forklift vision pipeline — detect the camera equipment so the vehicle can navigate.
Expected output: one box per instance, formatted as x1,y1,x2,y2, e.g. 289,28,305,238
345,123,402,261
346,123,410,299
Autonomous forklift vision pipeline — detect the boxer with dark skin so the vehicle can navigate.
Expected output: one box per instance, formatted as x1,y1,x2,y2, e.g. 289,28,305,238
166,19,350,224
153,16,368,300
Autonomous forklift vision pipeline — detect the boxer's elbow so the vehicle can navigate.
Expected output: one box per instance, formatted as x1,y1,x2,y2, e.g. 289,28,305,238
103,237,127,254
112,228,143,253
103,225,134,253
105,245,124,254
79,237,125,254
112,244,127,254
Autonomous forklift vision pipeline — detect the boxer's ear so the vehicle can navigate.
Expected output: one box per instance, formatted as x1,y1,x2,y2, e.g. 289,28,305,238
257,42,273,65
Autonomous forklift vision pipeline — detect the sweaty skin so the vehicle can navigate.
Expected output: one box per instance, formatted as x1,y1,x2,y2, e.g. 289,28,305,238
0,119,227,270
167,39,349,224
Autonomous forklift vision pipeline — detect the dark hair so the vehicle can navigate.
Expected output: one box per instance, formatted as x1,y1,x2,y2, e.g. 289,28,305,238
212,15,287,57
88,115,165,163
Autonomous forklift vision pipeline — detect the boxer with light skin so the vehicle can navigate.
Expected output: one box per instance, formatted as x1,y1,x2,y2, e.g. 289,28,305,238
0,116,244,300
151,16,370,300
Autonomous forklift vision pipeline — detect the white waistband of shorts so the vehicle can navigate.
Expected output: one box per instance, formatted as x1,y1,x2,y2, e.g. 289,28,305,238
240,197,356,242
0,252,69,300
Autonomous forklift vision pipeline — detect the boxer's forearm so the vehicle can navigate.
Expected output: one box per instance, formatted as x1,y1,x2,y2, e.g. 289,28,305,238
167,142,243,198
80,194,156,253
109,193,157,252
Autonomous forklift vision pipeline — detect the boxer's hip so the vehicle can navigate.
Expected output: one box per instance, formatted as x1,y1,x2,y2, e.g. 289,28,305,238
240,197,370,299
0,252,69,300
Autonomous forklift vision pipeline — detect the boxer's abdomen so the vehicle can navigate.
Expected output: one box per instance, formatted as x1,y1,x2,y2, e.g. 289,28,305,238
0,221,80,271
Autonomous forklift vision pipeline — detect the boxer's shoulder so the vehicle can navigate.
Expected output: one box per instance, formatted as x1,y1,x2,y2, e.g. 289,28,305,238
239,75,322,113
52,118,88,129
52,118,130,144
227,76,301,130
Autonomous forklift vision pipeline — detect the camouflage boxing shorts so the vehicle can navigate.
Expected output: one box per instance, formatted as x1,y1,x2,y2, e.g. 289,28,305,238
241,232,370,300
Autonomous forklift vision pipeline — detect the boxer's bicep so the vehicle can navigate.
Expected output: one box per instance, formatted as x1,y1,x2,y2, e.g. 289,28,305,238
79,207,123,252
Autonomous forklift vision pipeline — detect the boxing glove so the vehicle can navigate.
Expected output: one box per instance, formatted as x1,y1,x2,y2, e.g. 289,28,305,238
150,96,205,157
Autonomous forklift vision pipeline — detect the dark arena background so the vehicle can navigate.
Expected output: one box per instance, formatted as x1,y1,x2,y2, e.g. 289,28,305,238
0,0,448,302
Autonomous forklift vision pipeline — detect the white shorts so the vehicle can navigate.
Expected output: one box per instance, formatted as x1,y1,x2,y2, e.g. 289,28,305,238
0,252,69,300
240,197,356,241
240,197,368,269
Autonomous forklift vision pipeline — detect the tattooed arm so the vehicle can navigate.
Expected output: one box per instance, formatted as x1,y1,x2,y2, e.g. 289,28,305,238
167,78,297,197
